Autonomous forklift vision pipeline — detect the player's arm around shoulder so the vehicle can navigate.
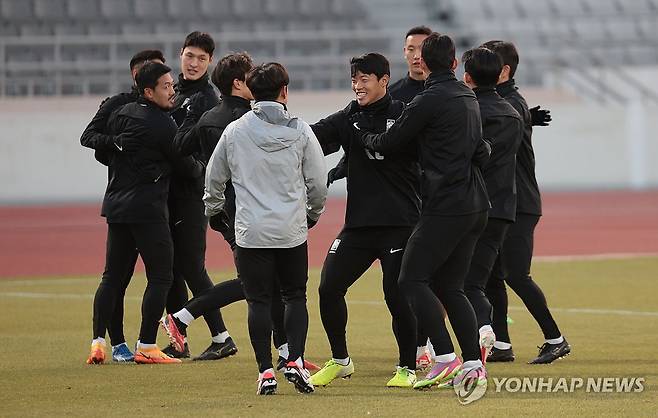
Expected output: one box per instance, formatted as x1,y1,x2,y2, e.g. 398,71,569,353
300,121,328,221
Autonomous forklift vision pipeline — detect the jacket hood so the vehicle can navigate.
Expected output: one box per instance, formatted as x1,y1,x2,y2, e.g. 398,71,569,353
247,101,303,153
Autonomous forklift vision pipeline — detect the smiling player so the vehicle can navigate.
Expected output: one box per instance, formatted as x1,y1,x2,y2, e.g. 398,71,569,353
309,53,421,388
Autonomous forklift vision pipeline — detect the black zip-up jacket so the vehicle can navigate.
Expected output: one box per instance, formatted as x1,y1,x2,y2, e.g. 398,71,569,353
359,70,490,216
101,98,203,223
80,87,139,165
496,79,542,216
173,94,252,238
474,86,523,222
389,74,425,104
312,93,421,229
169,72,220,200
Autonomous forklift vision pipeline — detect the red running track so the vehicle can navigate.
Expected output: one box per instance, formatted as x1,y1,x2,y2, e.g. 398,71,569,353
1,191,657,278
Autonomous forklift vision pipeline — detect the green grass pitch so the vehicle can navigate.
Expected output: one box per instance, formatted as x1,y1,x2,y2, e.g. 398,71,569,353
1,257,656,416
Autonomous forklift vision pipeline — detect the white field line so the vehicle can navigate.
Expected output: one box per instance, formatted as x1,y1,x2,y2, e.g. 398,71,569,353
1,290,657,318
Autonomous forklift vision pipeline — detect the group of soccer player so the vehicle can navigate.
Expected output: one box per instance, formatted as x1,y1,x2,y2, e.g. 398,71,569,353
80,25,571,399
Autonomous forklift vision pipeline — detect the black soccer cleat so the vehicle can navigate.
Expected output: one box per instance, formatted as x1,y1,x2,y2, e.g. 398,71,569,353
528,339,571,364
162,342,190,359
487,346,515,362
193,338,238,361
276,356,287,372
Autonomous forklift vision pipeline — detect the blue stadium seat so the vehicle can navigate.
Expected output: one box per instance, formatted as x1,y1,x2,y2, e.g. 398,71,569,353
1,0,34,20
33,0,67,20
134,0,167,18
67,0,101,20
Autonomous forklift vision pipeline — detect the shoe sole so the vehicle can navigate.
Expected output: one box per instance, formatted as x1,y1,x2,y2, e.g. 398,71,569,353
192,347,238,361
413,368,460,390
285,372,314,394
134,353,182,364
160,315,185,353
112,357,134,363
258,384,277,395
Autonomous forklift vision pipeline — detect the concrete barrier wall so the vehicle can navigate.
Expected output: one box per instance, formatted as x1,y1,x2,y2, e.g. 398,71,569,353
0,91,656,204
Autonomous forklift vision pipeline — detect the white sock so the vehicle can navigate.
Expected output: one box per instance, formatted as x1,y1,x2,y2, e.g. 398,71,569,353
212,331,230,344
546,336,564,345
137,342,156,350
294,356,304,368
333,357,350,366
462,359,483,370
277,343,289,359
479,325,494,335
259,368,275,378
92,337,106,346
416,346,427,357
427,339,436,357
494,341,512,350
434,352,457,363
173,308,194,326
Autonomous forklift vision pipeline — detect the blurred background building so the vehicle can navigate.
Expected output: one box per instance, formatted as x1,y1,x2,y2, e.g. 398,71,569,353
1,0,657,202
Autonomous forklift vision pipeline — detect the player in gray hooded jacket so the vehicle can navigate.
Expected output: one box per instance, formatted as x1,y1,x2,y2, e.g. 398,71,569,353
203,63,327,395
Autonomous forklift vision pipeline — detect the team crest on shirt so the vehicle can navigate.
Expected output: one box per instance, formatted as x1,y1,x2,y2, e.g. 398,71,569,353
386,119,395,131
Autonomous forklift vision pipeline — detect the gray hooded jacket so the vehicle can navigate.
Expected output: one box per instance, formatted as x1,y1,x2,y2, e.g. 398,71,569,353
204,101,327,248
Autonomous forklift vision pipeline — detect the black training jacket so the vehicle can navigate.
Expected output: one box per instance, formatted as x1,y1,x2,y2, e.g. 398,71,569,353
496,79,542,216
80,88,139,165
359,70,490,216
101,98,203,224
389,74,425,104
168,72,220,200
173,94,252,238
474,86,523,222
312,93,421,229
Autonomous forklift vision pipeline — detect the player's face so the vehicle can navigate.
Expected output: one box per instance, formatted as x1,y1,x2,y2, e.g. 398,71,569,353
180,46,211,81
404,34,428,78
352,71,388,107
146,73,176,109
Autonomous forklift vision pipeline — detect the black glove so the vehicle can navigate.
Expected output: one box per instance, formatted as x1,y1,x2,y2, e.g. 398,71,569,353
186,92,208,119
113,133,142,153
529,105,552,127
209,210,231,234
307,215,318,230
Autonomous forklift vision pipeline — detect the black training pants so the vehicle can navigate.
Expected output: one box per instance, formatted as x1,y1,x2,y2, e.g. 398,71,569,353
464,218,510,328
319,238,417,369
93,222,173,344
236,243,309,373
486,214,561,342
166,198,225,337
399,212,487,362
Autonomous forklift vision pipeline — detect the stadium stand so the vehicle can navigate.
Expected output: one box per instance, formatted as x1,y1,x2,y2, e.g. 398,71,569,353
0,0,657,98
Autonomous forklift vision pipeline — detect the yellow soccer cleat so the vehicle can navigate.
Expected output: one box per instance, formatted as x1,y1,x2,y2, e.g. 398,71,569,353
386,366,417,388
309,359,354,386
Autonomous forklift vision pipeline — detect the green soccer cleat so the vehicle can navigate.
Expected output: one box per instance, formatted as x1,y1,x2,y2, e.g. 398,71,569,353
386,366,417,388
309,359,355,386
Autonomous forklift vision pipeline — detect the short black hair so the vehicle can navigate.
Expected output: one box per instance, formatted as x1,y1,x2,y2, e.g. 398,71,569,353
421,32,456,72
462,47,503,88
135,62,171,94
182,31,215,57
246,62,289,102
350,53,390,80
212,52,254,96
480,40,519,78
405,25,432,39
129,49,165,71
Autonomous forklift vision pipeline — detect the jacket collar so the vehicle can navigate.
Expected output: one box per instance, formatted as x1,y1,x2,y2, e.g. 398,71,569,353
496,78,517,97
252,101,291,125
222,94,252,110
176,72,210,94
473,86,497,98
358,92,392,114
424,69,457,89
